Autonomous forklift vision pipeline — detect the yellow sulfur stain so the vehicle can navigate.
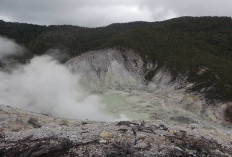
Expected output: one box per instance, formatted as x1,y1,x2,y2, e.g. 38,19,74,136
100,131,113,139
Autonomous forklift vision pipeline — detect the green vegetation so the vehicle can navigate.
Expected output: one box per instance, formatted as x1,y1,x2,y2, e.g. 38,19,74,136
0,16,232,101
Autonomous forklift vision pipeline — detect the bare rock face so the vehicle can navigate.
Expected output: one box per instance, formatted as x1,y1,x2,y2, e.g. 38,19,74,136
66,49,146,91
66,48,183,92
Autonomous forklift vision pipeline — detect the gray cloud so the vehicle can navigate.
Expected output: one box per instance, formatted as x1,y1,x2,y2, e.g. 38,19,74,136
0,0,232,27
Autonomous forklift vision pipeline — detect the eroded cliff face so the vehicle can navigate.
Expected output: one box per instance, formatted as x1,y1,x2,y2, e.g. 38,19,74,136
66,48,185,92
66,49,145,91
66,48,229,125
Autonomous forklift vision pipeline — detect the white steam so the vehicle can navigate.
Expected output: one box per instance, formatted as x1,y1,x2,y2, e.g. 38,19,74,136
0,37,127,121
0,55,116,121
0,36,24,59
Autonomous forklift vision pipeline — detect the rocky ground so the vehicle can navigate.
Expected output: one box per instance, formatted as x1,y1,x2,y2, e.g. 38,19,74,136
1,104,232,157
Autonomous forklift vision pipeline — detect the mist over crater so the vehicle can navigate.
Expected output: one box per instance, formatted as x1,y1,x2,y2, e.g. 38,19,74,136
0,40,228,125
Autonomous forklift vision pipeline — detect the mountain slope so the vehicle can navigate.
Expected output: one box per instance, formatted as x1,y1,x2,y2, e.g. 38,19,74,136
0,17,232,101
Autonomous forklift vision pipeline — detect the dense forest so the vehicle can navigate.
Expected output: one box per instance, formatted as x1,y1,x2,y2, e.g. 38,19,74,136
0,16,232,101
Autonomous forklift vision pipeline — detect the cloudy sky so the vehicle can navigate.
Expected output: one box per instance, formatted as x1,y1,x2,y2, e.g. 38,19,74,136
0,0,231,27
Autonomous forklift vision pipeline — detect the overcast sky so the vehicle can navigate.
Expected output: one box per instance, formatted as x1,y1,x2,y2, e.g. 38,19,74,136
0,0,232,27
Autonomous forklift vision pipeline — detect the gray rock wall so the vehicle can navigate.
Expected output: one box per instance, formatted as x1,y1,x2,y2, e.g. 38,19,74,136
66,48,185,92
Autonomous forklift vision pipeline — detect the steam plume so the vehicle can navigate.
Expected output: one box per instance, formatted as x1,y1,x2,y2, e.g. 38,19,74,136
0,37,117,121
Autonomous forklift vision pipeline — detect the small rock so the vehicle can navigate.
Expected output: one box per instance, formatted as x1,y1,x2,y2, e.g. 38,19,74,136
137,133,147,140
174,146,183,152
135,142,149,149
189,123,198,130
117,121,131,126
197,67,209,76
176,130,187,137
159,124,168,131
186,149,197,156
100,131,113,139
99,139,107,144
81,121,88,125
60,119,69,126
27,117,41,128
70,135,78,140
117,128,128,133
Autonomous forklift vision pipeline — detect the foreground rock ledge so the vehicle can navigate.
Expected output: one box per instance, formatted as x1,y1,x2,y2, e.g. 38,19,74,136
0,105,232,157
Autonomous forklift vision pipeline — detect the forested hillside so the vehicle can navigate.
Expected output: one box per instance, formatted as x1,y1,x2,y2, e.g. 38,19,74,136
0,16,232,101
